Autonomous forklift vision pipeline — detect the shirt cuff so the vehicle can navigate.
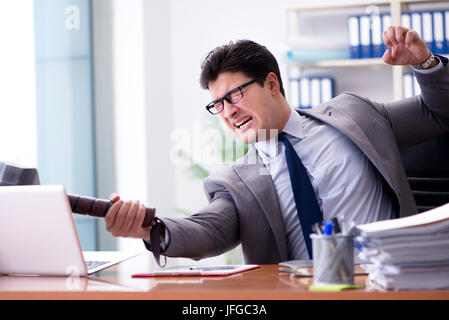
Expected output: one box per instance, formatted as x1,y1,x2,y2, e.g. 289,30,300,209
412,57,444,74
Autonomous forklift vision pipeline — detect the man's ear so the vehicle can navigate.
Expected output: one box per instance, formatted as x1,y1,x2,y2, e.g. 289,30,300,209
265,72,280,96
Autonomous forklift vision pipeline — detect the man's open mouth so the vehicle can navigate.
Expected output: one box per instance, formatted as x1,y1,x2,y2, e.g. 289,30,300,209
234,116,253,129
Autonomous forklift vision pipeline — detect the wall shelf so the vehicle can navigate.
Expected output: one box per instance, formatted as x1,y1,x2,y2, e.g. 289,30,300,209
284,0,449,105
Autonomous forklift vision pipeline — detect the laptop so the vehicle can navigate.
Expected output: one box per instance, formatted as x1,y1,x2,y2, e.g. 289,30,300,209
0,185,142,276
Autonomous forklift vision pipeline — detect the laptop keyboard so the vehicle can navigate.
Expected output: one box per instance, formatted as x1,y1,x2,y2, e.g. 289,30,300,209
86,260,109,270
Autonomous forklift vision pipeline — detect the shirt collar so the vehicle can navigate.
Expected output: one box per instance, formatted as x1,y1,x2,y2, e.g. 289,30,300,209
281,108,304,139
254,108,304,158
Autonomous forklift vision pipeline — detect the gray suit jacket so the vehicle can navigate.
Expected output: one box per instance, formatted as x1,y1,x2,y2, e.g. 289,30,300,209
160,57,449,264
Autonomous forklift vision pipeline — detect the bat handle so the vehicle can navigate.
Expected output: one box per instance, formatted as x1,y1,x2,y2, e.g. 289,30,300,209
67,194,156,227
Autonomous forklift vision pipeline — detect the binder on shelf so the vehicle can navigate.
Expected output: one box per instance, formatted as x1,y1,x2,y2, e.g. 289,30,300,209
422,11,434,52
401,12,411,29
289,78,300,109
403,72,421,98
289,77,335,109
403,72,413,98
411,12,423,39
371,14,383,58
310,78,321,108
320,78,333,103
360,15,372,58
348,15,361,59
433,11,445,54
381,13,391,55
445,10,449,53
413,73,421,95
300,77,311,109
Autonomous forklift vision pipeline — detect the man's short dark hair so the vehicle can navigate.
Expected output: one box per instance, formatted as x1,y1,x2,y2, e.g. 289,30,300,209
199,40,285,97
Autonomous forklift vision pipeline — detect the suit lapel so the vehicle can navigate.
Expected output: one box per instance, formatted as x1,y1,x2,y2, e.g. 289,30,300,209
299,105,397,193
233,147,288,261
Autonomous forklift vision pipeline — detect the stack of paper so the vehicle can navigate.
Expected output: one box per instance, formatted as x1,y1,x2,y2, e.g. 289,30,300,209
356,203,449,290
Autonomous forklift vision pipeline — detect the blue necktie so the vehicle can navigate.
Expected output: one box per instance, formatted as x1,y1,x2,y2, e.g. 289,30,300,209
278,132,323,258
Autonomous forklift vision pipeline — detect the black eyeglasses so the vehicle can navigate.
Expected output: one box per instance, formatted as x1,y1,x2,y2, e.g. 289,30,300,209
205,79,258,115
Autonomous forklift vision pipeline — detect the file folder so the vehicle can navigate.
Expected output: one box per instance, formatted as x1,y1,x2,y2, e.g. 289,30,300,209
289,78,300,109
360,15,372,58
291,77,335,109
422,12,434,52
445,10,449,53
348,15,361,59
413,73,421,95
401,12,411,29
310,78,321,108
411,12,423,38
371,14,383,57
433,11,445,54
320,78,333,103
403,72,413,98
381,13,392,55
299,78,311,109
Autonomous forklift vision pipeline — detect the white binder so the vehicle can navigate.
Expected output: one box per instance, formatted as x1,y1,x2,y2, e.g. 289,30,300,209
348,15,360,59
371,14,383,57
320,78,333,103
421,12,433,51
382,13,392,54
413,73,421,95
289,78,300,109
403,73,413,98
360,15,371,58
445,11,449,53
411,12,423,38
310,78,321,107
401,12,411,29
433,11,444,54
299,78,310,109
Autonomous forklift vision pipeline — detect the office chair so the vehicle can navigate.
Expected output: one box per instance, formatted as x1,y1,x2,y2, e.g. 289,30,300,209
400,133,449,213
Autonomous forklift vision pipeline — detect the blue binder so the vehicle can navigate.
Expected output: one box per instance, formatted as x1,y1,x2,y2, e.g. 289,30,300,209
289,78,301,109
294,77,335,109
371,14,383,57
411,12,423,39
422,11,434,52
360,14,372,58
348,15,361,59
299,77,311,109
381,13,391,56
433,11,445,54
403,72,421,98
445,10,449,53
403,72,413,98
412,72,421,95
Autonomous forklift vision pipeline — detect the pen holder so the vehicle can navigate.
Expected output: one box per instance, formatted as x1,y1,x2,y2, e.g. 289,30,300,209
311,233,355,285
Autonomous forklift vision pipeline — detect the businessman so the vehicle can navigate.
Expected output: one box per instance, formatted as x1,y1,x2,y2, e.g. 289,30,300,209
105,26,449,264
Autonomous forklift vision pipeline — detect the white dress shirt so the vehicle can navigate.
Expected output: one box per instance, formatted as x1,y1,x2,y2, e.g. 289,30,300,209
255,109,394,259
253,59,443,260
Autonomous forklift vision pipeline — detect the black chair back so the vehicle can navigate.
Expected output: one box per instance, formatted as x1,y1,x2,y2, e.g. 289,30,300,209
400,134,449,213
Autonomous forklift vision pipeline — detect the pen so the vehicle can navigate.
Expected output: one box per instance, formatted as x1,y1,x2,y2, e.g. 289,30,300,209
312,222,323,235
331,217,341,234
322,220,334,236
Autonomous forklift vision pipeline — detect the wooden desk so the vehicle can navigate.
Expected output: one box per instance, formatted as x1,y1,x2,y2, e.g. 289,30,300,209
1,254,449,300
